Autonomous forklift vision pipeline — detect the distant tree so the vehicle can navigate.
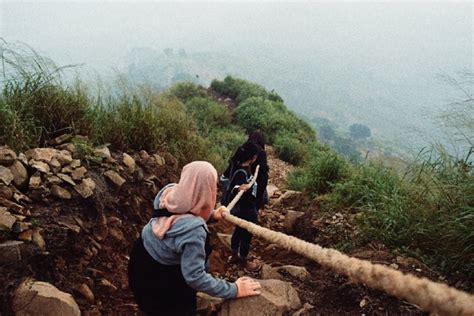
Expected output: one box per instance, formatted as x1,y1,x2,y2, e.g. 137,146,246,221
319,125,336,141
333,136,361,161
349,123,371,139
178,49,187,58
163,48,173,57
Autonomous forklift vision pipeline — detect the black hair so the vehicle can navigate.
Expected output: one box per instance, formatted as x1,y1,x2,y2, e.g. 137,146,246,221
231,141,259,165
248,130,266,148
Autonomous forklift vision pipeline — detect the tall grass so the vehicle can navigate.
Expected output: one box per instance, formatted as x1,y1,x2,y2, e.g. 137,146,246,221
332,147,474,280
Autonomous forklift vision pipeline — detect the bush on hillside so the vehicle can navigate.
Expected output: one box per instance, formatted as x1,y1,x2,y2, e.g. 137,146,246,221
330,147,474,280
287,150,350,194
235,96,316,145
184,97,232,133
210,76,267,104
274,134,308,165
168,82,206,104
205,127,247,172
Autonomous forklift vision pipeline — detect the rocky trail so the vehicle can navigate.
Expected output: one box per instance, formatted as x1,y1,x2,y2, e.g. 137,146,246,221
0,138,458,315
205,148,439,315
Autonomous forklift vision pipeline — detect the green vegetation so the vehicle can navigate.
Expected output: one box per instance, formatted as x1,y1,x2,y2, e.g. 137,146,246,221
289,146,473,281
211,76,316,165
1,42,472,283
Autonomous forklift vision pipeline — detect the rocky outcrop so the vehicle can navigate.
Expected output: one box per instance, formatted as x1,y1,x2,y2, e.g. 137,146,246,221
12,279,80,316
0,137,179,314
219,279,302,316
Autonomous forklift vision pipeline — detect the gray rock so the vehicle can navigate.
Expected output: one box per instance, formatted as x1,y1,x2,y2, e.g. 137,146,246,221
49,157,62,173
17,153,28,165
0,184,13,200
0,240,24,263
57,143,76,154
277,265,310,281
0,197,25,214
94,146,112,161
9,160,28,188
153,154,166,166
0,165,14,185
12,279,80,316
74,178,95,198
71,166,87,181
104,170,126,188
55,150,73,166
32,228,46,251
197,292,224,314
261,264,283,280
292,303,315,316
284,210,305,233
122,153,136,171
57,173,76,186
25,148,57,162
0,207,17,231
273,190,302,210
77,283,95,303
51,185,71,200
69,159,81,168
0,146,17,165
46,175,63,185
48,133,73,146
266,184,280,199
29,173,42,189
219,279,301,316
30,160,51,174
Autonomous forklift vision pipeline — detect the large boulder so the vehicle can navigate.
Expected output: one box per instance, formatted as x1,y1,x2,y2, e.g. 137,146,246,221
219,279,301,316
11,279,80,316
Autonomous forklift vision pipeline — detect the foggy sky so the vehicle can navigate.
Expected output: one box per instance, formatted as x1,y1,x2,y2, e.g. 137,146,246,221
1,1,472,152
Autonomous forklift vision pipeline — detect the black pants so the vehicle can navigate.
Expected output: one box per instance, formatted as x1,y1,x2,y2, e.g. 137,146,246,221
230,205,258,258
128,237,197,316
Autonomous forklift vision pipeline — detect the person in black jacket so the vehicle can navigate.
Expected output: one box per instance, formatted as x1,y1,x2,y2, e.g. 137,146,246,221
225,141,262,271
247,131,269,210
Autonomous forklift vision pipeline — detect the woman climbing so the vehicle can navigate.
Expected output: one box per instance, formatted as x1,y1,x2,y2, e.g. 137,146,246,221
247,131,269,211
223,141,262,271
128,161,261,316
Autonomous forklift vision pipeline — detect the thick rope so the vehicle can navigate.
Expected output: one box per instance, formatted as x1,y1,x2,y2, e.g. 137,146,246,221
222,165,474,316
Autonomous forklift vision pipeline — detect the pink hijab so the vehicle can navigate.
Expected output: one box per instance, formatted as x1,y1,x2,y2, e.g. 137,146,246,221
152,161,217,239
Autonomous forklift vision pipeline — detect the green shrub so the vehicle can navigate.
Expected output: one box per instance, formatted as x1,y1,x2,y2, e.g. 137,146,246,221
274,134,308,165
185,97,232,133
210,76,267,103
329,147,474,280
168,82,206,104
286,168,309,191
206,127,246,167
304,151,350,194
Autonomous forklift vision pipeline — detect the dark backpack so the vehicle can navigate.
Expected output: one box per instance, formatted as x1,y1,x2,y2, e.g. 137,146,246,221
220,167,249,206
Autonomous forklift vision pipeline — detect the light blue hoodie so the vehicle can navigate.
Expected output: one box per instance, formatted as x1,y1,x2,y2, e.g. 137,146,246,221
142,185,237,299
